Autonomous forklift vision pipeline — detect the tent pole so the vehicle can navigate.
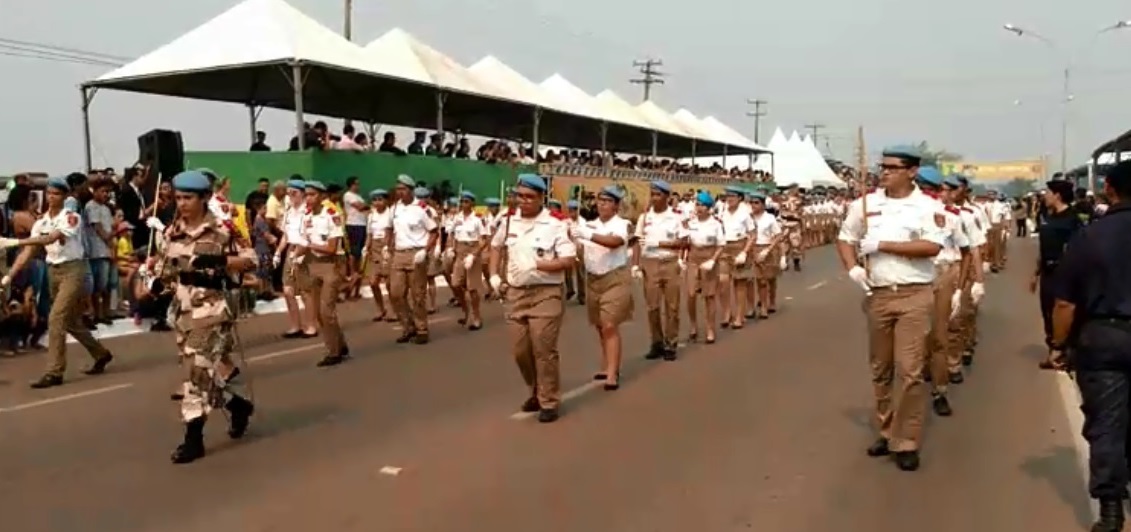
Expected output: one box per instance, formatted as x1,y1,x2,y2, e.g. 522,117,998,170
531,107,542,160
691,139,697,165
723,144,728,170
80,86,97,172
291,63,306,150
651,131,658,159
248,104,258,145
599,122,608,166
435,91,446,137
748,153,754,170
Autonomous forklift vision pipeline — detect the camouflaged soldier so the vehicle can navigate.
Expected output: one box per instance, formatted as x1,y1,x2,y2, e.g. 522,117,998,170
779,185,805,271
154,171,258,465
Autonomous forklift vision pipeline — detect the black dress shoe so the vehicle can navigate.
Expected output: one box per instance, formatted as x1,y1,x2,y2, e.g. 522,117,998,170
395,331,417,343
593,373,607,381
644,343,664,360
537,409,559,423
171,419,206,464
413,334,430,345
225,396,255,439
894,451,920,471
316,355,344,367
281,330,303,339
932,395,953,417
520,397,540,413
30,374,64,389
663,343,677,361
83,354,114,375
948,371,964,384
150,321,172,332
866,438,891,457
339,346,351,359
961,351,974,366
1092,499,1125,532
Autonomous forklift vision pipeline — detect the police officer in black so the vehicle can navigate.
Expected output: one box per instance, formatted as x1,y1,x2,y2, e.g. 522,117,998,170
1033,179,1084,369
1048,159,1131,531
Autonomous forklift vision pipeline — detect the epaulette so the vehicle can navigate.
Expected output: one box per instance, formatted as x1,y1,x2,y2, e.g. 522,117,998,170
549,210,569,221
506,208,516,216
945,205,960,215
417,200,428,208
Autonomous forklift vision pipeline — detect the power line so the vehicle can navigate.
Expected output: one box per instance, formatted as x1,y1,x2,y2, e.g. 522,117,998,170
0,37,126,67
629,58,665,102
0,37,129,62
804,123,826,146
0,48,121,67
745,99,768,144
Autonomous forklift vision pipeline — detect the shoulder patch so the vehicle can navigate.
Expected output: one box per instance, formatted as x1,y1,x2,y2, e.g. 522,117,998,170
934,213,946,228
417,200,428,208
220,202,231,214
326,206,337,215
66,212,80,227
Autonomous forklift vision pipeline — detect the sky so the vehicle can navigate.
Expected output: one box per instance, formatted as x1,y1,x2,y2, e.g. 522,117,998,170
3,0,1131,175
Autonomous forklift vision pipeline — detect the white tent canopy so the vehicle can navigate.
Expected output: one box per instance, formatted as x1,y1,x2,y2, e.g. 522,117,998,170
467,55,557,110
671,109,730,148
701,116,766,152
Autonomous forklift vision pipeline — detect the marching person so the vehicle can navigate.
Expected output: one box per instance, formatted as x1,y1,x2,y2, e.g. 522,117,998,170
573,185,633,390
489,174,576,423
273,179,318,339
941,174,984,383
954,176,989,365
1045,159,1131,531
779,184,805,271
747,191,788,318
364,189,395,322
717,186,756,329
300,181,350,366
837,145,946,472
679,191,726,344
2,176,114,389
151,170,256,464
633,180,684,360
387,175,438,344
482,197,503,299
564,199,587,305
447,191,488,330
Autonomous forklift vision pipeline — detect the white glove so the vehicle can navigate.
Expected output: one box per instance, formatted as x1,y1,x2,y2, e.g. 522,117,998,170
678,258,686,271
413,249,427,265
757,248,770,262
735,251,748,265
858,237,880,256
970,282,985,305
572,225,594,241
780,256,788,270
847,265,871,292
699,259,715,271
272,254,282,268
443,248,455,261
489,274,503,292
382,248,391,260
361,245,368,258
0,275,9,287
146,216,165,231
631,265,643,279
949,290,962,321
0,237,19,249
982,262,991,273
463,254,474,269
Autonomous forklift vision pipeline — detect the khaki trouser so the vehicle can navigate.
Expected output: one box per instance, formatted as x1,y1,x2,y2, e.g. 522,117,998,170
956,277,979,351
307,255,347,355
928,263,961,392
46,260,110,376
864,283,933,452
641,256,680,346
505,284,564,409
987,223,1005,268
389,248,429,333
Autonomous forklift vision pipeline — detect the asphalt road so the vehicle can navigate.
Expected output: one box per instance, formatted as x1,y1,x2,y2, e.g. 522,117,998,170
0,240,1095,532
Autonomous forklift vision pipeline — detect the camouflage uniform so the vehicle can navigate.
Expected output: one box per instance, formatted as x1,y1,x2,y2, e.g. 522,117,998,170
157,211,257,464
778,195,804,269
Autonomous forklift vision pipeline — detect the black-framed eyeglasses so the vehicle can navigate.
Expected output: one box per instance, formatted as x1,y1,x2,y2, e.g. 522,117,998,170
880,163,910,171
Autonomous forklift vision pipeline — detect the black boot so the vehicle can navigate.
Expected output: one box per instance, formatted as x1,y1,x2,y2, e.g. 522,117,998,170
171,418,206,464
225,396,255,439
1092,499,1124,532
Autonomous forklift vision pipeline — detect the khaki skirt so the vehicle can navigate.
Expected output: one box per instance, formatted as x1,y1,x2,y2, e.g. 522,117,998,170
451,241,484,292
752,243,780,280
684,246,720,296
586,266,634,326
718,240,753,281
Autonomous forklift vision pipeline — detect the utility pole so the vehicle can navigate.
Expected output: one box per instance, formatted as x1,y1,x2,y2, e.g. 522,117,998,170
630,59,665,102
342,0,355,130
746,99,768,144
804,123,826,146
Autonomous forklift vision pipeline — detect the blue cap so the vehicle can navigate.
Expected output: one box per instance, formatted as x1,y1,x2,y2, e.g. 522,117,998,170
63,196,80,212
396,174,415,187
287,179,305,190
485,197,501,207
46,176,70,192
725,185,746,197
881,145,923,161
749,190,767,201
447,197,459,206
651,180,672,194
196,168,218,180
414,186,430,198
515,173,547,193
598,185,624,201
566,199,579,209
172,170,211,192
695,191,714,207
461,191,476,201
304,180,327,192
916,166,943,187
942,175,962,188
548,199,562,207
369,188,388,199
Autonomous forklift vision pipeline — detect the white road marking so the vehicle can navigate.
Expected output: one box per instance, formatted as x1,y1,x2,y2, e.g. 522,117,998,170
1056,372,1097,521
806,280,827,290
247,317,454,362
0,383,134,414
510,381,603,420
379,466,403,476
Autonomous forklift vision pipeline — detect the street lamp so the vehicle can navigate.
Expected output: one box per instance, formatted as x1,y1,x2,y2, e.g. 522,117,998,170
1000,22,1131,182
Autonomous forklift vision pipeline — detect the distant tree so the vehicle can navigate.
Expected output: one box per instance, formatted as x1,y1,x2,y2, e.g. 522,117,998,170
1001,177,1036,198
913,141,962,167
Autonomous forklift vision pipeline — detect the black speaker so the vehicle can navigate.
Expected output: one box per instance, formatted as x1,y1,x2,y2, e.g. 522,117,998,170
137,129,184,179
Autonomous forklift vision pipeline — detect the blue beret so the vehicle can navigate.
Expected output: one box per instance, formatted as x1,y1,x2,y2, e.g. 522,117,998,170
942,175,962,188
196,168,218,179
725,186,746,197
46,176,70,191
461,191,476,201
695,191,714,207
447,197,459,206
287,179,305,190
598,185,624,201
566,199,579,209
651,180,672,194
396,174,415,187
749,190,767,201
369,189,388,199
172,170,211,192
881,145,923,161
515,173,547,193
304,180,327,192
916,166,943,186
413,186,430,198
548,198,562,207
63,196,80,212
485,197,501,206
